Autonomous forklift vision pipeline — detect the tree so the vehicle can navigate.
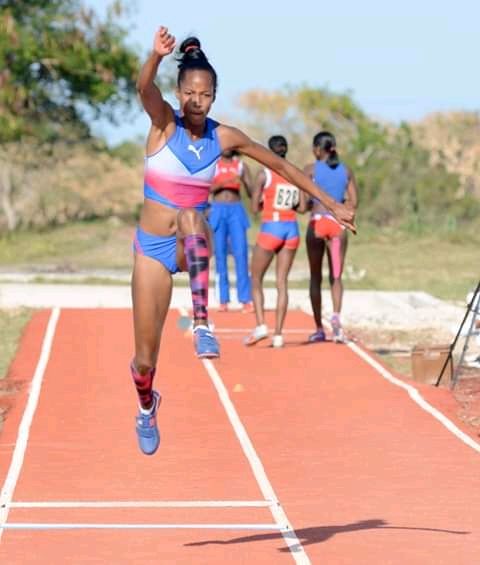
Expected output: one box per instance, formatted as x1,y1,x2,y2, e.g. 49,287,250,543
413,112,480,199
0,0,140,142
0,0,141,230
237,85,464,230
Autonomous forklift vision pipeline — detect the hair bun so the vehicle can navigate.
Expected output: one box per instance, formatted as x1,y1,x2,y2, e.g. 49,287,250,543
176,36,217,94
180,37,201,54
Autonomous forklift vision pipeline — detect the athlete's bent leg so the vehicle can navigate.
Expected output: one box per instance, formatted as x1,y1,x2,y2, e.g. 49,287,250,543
177,208,211,324
177,208,219,358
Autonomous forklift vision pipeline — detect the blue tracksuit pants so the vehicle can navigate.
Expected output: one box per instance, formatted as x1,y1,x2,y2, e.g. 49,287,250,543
208,201,252,304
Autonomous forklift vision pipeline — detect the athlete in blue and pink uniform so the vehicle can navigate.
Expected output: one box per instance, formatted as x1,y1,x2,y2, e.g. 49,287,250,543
245,136,307,348
209,151,253,312
304,131,358,343
131,28,355,455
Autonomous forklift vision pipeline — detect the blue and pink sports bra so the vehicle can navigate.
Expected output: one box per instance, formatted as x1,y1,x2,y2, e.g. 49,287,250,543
144,112,222,211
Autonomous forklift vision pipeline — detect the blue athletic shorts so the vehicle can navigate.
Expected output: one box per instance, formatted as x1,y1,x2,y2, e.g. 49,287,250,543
256,221,300,252
133,226,180,274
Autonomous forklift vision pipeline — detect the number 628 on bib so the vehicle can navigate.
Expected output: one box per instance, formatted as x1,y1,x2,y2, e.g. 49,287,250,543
274,183,300,210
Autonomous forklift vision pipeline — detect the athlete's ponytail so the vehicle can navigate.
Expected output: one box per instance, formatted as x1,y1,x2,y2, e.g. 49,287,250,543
177,37,218,96
313,131,340,169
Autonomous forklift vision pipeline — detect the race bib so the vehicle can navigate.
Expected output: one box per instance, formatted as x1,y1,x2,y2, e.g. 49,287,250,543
273,183,300,210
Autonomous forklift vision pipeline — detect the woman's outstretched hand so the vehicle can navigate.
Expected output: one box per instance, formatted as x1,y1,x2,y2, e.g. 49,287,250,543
332,202,356,234
153,26,176,57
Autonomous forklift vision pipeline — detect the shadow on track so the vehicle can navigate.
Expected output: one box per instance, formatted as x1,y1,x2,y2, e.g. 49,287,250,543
185,519,469,552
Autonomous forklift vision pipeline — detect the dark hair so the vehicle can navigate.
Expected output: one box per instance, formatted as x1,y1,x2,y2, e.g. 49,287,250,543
222,149,239,159
177,37,218,96
268,135,288,158
313,131,339,169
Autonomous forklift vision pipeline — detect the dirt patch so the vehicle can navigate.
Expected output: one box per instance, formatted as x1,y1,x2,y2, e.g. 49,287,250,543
0,308,32,433
452,371,480,429
0,381,23,429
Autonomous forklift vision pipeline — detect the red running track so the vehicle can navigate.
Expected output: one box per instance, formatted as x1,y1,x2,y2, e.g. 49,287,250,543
0,308,479,564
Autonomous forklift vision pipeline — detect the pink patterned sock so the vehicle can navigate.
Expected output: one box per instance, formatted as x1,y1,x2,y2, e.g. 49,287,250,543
184,234,209,322
130,362,155,410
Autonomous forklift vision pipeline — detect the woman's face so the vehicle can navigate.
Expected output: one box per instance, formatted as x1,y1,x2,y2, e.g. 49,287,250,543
176,70,215,127
272,145,287,158
313,145,325,160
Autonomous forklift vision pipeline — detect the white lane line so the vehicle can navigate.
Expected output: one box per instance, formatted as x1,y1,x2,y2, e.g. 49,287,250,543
347,341,480,454
0,522,285,531
7,500,273,509
201,359,309,563
213,329,311,334
181,307,310,563
0,308,61,541
299,304,480,455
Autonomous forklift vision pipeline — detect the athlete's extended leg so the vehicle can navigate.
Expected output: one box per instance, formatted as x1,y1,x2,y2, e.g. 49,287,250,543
327,231,348,313
327,230,348,342
244,244,274,345
177,208,219,358
131,253,173,455
306,223,327,342
272,246,297,345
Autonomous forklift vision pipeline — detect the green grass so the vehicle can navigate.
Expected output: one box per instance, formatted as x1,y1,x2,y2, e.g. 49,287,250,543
256,219,478,300
28,276,131,285
0,309,32,380
0,218,134,270
0,219,477,301
345,227,479,301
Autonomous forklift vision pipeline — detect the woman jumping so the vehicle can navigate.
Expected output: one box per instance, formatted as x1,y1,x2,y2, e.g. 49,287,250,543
131,28,355,455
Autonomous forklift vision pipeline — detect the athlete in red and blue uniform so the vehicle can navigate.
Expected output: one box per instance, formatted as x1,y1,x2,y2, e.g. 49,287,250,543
209,151,253,312
131,28,354,456
304,131,358,343
245,136,307,348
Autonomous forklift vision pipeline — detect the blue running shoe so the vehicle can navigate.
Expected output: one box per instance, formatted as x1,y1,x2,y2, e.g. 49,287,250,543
135,390,161,455
194,325,220,359
308,328,326,343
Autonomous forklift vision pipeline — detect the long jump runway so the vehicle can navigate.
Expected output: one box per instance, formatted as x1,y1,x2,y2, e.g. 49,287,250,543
1,308,479,564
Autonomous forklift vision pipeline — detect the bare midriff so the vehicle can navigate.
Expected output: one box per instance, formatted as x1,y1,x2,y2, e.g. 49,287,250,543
139,199,178,236
212,188,241,203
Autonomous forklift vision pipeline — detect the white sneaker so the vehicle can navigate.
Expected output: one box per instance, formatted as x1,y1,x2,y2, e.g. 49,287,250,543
272,334,284,348
244,324,268,346
331,314,345,343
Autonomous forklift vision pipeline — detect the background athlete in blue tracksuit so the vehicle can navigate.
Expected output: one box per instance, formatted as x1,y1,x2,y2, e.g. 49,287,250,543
209,150,254,312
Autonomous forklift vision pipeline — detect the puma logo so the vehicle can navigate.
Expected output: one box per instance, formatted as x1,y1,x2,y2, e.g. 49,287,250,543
187,144,204,160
